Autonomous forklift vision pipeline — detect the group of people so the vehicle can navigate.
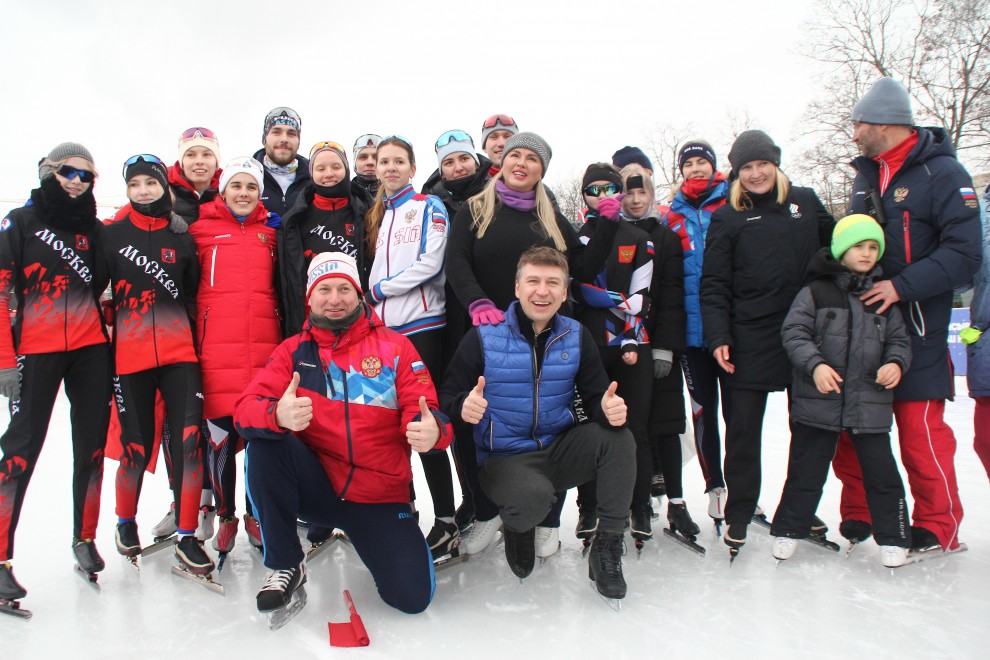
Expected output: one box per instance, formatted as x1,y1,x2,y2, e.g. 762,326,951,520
0,75,985,616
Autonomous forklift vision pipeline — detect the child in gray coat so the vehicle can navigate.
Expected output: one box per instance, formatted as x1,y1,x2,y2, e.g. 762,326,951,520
770,215,913,567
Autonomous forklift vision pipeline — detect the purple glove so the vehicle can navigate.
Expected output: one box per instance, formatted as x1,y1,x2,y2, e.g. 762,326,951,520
468,298,505,326
596,193,625,221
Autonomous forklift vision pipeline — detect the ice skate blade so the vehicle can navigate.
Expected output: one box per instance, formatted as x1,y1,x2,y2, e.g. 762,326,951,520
141,535,177,557
332,529,352,545
74,565,101,593
170,565,224,595
0,598,32,620
662,528,707,556
305,536,338,562
588,581,623,611
433,550,468,571
900,542,968,567
123,555,140,572
751,513,771,529
267,586,307,630
216,552,229,573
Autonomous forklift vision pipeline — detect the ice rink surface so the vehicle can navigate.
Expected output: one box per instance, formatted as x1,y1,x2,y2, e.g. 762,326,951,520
2,380,986,659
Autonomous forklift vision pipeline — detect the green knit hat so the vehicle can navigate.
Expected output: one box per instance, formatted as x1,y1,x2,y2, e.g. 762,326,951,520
831,214,885,260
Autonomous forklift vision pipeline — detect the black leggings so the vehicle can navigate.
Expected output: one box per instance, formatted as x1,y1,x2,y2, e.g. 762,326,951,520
0,344,111,560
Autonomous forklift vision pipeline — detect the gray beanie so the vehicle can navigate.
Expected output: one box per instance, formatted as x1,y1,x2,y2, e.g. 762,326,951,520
851,77,913,125
502,131,552,175
39,142,96,179
727,130,781,170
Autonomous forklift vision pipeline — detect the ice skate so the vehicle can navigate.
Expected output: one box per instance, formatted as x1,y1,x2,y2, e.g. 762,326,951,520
576,509,598,557
257,562,308,630
151,502,177,541
175,536,216,575
909,526,941,552
503,527,536,579
840,519,873,557
535,526,560,562
772,536,798,561
904,541,968,566
170,563,224,595
213,516,239,571
810,515,829,539
0,562,31,620
707,487,726,535
115,521,142,565
454,498,475,534
650,473,666,509
588,530,626,603
72,538,104,590
751,506,770,528
880,545,909,568
724,523,747,564
462,516,502,555
664,502,706,556
629,505,653,555
196,505,217,542
427,519,466,569
305,531,338,562
243,514,264,552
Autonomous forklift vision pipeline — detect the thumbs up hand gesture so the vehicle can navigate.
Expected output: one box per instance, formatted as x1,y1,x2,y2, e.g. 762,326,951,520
276,372,314,431
406,396,441,452
600,381,626,427
461,376,488,425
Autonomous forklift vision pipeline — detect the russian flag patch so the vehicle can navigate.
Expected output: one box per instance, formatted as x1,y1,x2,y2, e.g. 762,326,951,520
961,187,978,208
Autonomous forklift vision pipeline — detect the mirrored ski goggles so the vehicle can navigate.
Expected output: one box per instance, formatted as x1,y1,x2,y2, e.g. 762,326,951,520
121,154,165,178
56,165,95,183
482,113,516,129
435,130,474,152
583,183,620,197
180,126,217,140
353,134,382,151
309,141,348,160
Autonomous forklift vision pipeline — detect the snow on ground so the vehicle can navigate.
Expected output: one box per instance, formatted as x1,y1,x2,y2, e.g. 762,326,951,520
2,380,987,659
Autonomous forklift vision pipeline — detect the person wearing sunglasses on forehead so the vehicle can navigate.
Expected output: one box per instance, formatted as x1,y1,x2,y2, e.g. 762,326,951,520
188,156,283,558
253,107,310,218
169,127,222,223
351,134,382,203
444,133,621,558
480,114,519,174
419,130,494,535
0,143,113,602
96,155,216,575
660,140,731,532
364,136,460,565
279,141,370,337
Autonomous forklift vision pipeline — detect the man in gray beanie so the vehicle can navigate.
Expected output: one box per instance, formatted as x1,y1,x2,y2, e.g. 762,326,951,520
832,76,983,555
252,106,310,217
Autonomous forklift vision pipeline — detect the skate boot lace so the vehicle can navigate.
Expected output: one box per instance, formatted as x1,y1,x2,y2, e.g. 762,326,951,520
260,568,296,593
595,535,626,579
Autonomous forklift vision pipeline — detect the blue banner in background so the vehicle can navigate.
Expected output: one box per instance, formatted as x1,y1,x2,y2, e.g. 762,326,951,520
949,308,970,376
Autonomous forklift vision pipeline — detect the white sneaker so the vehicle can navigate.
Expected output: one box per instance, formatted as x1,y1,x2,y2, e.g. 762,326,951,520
707,487,726,520
462,516,502,555
196,506,217,541
535,526,560,559
879,545,909,568
772,536,798,560
152,502,177,538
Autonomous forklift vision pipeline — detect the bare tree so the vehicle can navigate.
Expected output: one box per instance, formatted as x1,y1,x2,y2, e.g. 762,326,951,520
799,0,990,181
552,174,588,229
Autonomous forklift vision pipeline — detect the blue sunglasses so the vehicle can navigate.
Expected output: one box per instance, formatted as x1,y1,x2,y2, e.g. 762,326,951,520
435,129,473,151
56,165,95,183
121,154,165,179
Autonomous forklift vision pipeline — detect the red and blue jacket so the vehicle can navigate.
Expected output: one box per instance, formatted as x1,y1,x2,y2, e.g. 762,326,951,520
234,305,452,504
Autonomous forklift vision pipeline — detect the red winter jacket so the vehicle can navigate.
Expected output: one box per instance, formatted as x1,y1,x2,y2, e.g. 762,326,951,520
233,306,452,504
189,197,281,419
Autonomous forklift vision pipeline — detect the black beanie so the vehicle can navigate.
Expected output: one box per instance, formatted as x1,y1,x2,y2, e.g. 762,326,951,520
678,140,716,172
727,130,781,170
124,155,170,190
611,146,652,171
582,163,621,189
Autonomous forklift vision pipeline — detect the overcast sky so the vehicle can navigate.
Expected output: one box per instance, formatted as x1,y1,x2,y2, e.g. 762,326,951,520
3,0,829,214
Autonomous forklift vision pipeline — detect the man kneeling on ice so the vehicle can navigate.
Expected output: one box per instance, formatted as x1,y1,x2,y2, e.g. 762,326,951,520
234,252,451,616
440,247,635,598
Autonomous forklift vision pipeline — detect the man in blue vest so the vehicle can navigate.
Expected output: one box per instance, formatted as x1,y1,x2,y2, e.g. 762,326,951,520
440,246,635,599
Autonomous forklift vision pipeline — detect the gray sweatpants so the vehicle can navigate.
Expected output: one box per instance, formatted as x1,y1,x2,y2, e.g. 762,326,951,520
479,424,635,534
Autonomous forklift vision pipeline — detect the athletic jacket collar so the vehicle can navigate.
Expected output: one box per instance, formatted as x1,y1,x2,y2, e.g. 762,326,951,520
383,184,416,209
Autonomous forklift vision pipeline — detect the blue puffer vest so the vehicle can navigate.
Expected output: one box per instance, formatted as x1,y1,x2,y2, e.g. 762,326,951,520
475,302,581,464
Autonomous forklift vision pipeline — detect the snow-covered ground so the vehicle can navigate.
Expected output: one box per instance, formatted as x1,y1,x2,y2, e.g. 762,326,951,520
3,380,987,659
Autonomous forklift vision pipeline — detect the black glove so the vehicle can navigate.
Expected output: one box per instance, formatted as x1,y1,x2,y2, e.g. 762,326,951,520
652,348,673,379
0,367,20,400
